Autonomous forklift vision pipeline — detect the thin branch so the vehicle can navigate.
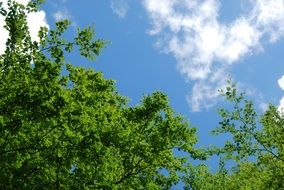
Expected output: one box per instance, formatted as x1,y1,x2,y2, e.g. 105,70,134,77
56,155,62,190
39,42,74,53
115,158,144,185
233,97,284,162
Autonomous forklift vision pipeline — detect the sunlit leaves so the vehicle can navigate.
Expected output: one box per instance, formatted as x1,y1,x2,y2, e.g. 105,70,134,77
75,26,107,61
185,80,284,190
0,1,200,189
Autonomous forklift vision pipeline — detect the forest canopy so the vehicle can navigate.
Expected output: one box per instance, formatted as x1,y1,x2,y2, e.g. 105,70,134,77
0,1,283,189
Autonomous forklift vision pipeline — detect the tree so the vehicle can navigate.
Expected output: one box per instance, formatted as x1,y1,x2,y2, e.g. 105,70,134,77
0,1,204,189
5,1,284,189
184,81,284,190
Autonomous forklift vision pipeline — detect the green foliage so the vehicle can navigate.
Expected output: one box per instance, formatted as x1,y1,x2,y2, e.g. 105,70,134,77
0,1,202,189
2,1,284,189
184,80,284,190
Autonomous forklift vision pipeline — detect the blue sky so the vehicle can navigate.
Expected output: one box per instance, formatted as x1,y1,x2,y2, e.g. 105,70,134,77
1,0,284,166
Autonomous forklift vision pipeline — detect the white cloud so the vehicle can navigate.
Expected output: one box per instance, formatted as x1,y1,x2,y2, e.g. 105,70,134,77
110,0,129,19
187,78,227,112
0,0,49,54
0,17,9,54
278,96,284,114
27,11,48,42
53,9,71,21
252,0,284,42
13,0,29,6
278,75,284,114
278,75,284,90
142,0,284,111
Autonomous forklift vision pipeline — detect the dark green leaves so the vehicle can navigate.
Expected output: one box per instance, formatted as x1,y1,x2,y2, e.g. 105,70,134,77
0,2,7,16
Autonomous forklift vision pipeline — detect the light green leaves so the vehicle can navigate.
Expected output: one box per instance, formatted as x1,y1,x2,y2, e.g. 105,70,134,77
185,81,284,190
0,1,200,189
75,26,107,61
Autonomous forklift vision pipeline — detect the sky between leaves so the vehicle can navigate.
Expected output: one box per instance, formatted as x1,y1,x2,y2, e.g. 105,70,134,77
1,0,284,142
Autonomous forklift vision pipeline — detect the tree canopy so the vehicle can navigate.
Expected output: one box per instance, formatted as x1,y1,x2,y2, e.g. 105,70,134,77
184,82,284,190
1,1,284,189
0,1,203,189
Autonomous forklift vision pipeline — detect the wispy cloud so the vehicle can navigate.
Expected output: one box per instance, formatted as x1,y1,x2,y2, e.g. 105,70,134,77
53,9,72,21
50,0,75,25
110,0,130,19
0,0,49,54
142,0,284,111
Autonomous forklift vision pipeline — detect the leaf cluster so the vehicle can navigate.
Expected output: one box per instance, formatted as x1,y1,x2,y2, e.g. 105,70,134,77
0,2,201,189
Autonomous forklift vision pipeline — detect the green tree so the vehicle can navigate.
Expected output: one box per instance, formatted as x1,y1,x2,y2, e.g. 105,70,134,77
184,81,284,190
0,1,203,189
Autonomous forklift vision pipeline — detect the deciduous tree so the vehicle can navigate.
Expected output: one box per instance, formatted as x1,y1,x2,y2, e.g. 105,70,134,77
184,81,284,190
0,1,202,189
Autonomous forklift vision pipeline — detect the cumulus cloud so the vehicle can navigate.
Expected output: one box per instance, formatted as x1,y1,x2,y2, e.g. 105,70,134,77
0,17,9,54
278,75,284,113
27,11,49,42
0,0,48,54
110,0,130,19
142,0,284,111
278,75,284,90
278,97,284,114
